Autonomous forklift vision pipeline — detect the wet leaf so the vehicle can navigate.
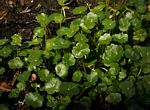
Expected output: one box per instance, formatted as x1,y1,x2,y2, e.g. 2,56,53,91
0,46,12,57
55,63,68,78
119,18,130,31
72,42,90,58
102,19,116,30
47,95,56,107
0,67,5,75
16,82,26,91
62,53,76,66
45,78,61,94
0,104,9,110
57,0,68,6
36,13,50,27
25,92,44,108
98,33,112,45
17,71,31,82
102,44,124,65
11,34,22,46
72,6,87,15
74,33,88,43
59,82,81,97
112,33,128,44
106,93,122,104
80,96,92,107
0,39,8,46
37,68,53,81
50,13,64,23
46,37,71,50
8,57,24,69
33,27,45,37
133,29,147,42
96,83,107,93
72,70,83,82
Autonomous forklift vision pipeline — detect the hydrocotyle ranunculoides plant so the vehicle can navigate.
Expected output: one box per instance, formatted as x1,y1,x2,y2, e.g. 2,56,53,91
0,0,150,109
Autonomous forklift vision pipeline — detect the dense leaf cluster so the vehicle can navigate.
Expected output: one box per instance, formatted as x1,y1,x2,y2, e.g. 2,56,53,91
0,0,150,109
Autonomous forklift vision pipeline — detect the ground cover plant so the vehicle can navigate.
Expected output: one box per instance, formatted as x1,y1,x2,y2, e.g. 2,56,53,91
0,0,150,109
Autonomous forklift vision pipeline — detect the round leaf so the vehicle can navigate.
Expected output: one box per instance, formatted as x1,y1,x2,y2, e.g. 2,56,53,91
133,29,147,42
55,63,68,78
62,53,76,66
59,82,81,97
33,27,45,37
0,46,12,57
106,93,122,104
119,18,130,31
11,34,22,46
25,92,44,108
8,57,24,69
36,13,50,27
50,13,64,23
72,70,83,82
0,67,5,75
102,19,116,30
98,33,112,45
72,6,87,15
45,78,61,94
0,39,8,46
112,33,128,44
17,71,31,81
72,43,90,58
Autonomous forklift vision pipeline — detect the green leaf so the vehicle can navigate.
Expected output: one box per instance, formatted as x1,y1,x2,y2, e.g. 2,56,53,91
109,63,120,76
102,44,124,65
0,46,12,57
0,104,9,110
33,27,45,37
86,70,98,85
55,63,68,78
119,76,136,98
8,57,24,69
72,70,83,82
106,93,122,104
57,0,68,6
98,33,112,45
0,39,8,46
62,53,76,66
25,92,44,108
11,34,22,46
47,95,56,107
119,18,130,31
46,37,71,51
36,13,50,27
80,96,92,107
0,67,5,75
118,68,127,80
131,18,141,30
96,83,107,93
102,19,116,30
133,29,147,42
102,77,112,85
92,4,105,13
50,13,64,23
84,12,98,29
27,49,43,66
59,82,81,97
74,33,88,43
72,6,87,15
37,68,53,81
19,49,28,56
16,82,26,91
72,43,90,58
112,33,128,44
9,89,19,98
45,78,61,94
17,71,31,81
80,22,91,33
